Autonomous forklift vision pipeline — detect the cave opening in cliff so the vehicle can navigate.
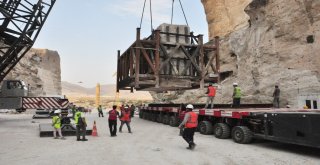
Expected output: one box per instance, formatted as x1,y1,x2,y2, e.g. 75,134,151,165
306,35,314,43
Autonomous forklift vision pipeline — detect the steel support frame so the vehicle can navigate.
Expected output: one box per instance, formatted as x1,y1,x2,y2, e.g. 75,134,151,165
0,0,56,82
117,28,220,92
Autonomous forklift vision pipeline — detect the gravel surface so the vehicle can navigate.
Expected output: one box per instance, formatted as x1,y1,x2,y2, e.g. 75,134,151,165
0,112,320,165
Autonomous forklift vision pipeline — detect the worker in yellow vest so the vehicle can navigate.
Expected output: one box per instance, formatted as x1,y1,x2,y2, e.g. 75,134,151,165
74,108,88,141
232,83,241,108
52,110,65,139
178,104,198,150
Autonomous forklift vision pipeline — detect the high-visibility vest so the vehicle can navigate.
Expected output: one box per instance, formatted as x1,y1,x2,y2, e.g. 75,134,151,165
208,86,216,97
74,111,82,124
234,87,241,98
52,116,61,129
121,111,130,122
109,109,117,120
185,112,198,128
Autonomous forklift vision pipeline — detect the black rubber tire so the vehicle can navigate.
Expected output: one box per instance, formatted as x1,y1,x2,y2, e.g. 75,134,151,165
151,114,157,122
162,115,170,125
231,126,253,144
157,115,163,123
139,111,143,118
199,121,214,135
214,123,231,139
147,113,152,120
169,116,179,127
142,112,148,119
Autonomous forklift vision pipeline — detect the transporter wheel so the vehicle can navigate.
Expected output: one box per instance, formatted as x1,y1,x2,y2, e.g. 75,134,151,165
147,113,152,120
151,114,157,122
199,121,214,135
139,111,143,118
231,126,253,144
162,115,170,125
214,123,231,139
169,116,179,127
142,112,148,120
157,115,163,123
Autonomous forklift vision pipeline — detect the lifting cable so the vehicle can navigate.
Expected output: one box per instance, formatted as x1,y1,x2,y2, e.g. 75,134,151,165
139,0,153,32
170,0,189,26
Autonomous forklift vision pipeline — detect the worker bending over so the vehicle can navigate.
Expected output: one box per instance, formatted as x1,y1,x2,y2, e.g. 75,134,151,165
178,104,198,150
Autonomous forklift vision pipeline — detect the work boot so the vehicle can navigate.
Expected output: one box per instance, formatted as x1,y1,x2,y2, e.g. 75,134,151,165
53,137,58,139
190,143,196,150
60,137,65,140
77,139,81,141
82,139,88,141
186,146,191,150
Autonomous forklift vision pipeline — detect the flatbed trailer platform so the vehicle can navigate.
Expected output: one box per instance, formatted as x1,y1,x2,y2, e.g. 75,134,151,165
139,104,320,148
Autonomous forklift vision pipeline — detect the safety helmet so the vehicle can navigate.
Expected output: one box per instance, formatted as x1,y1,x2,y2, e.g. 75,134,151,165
186,104,194,109
233,82,238,86
54,109,61,114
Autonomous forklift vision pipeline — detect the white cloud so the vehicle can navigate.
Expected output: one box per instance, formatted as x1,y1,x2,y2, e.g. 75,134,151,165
109,0,172,25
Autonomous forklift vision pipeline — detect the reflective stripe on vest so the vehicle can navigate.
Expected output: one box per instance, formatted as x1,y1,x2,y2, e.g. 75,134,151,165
185,112,198,128
109,110,117,120
121,111,130,121
234,87,241,98
208,86,216,97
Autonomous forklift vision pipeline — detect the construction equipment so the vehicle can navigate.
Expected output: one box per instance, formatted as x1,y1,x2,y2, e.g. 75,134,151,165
0,0,56,83
139,103,320,148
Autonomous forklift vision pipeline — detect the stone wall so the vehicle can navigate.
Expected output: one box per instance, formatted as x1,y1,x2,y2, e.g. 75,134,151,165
6,48,62,96
153,0,320,108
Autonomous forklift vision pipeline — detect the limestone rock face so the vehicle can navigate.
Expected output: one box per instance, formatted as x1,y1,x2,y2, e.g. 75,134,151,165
6,48,62,96
153,0,320,108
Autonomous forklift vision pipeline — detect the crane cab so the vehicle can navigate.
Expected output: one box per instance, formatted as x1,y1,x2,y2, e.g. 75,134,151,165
0,80,28,97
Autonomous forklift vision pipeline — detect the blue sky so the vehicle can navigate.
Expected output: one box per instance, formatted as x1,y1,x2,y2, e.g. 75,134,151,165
33,0,208,88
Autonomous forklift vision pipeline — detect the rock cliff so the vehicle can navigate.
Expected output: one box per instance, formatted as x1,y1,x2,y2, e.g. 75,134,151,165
154,0,320,108
5,48,62,96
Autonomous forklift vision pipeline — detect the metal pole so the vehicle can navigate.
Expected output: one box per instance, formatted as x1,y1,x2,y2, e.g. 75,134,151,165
155,30,161,88
199,35,204,89
215,36,220,82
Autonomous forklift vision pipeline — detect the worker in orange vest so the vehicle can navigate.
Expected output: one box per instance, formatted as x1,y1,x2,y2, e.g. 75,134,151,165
178,104,198,150
108,105,120,137
119,106,132,133
204,83,216,109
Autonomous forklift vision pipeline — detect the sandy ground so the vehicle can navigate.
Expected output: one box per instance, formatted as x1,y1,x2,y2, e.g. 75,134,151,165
0,111,320,165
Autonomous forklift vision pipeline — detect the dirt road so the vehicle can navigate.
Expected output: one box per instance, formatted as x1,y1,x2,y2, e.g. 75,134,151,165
0,112,319,165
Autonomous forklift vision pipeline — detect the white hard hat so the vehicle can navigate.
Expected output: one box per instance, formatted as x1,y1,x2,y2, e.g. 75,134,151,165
124,106,129,109
233,82,238,86
54,109,61,114
186,104,194,109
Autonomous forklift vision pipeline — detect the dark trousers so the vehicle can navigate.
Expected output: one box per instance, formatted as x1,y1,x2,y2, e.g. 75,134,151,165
108,119,117,136
233,98,241,108
182,127,196,147
119,121,131,133
76,125,86,140
98,111,104,117
273,97,280,108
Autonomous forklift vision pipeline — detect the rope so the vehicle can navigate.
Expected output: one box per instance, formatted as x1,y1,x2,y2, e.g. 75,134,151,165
178,0,189,26
149,0,153,32
139,0,147,29
171,0,174,24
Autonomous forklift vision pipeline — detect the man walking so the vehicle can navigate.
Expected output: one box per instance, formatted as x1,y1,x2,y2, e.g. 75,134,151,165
178,104,198,150
204,83,216,109
273,85,280,108
74,108,88,141
108,105,120,137
97,105,104,117
52,110,65,139
119,106,132,133
232,83,241,108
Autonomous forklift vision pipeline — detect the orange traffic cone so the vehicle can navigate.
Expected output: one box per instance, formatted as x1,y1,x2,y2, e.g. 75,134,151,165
92,120,98,136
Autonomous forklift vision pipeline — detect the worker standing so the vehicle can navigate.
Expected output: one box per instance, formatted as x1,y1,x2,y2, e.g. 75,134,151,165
130,104,135,117
52,110,65,139
178,104,198,150
232,83,241,108
204,83,216,109
273,85,280,108
74,108,88,141
108,105,120,137
97,105,104,117
119,106,132,133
